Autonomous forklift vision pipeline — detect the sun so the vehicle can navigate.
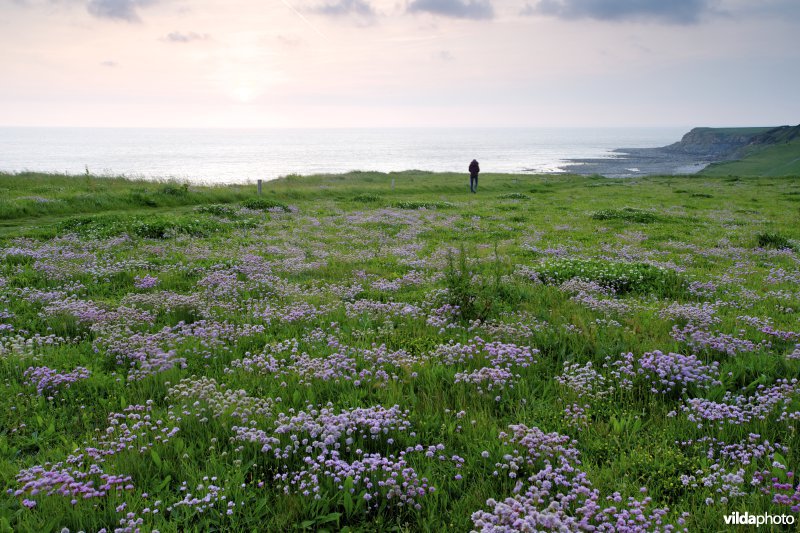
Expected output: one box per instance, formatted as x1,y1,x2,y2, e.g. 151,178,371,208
233,84,256,104
213,39,289,105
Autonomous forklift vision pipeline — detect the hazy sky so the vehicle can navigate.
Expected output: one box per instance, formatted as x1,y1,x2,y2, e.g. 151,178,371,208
2,0,798,128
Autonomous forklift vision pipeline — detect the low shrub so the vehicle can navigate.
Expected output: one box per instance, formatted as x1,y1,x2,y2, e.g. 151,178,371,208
392,201,453,209
57,213,226,239
129,216,223,239
160,183,189,196
241,198,289,211
352,193,382,203
195,204,238,217
443,244,520,322
532,258,687,297
756,232,794,250
444,246,493,322
129,192,158,207
498,193,530,200
591,207,659,223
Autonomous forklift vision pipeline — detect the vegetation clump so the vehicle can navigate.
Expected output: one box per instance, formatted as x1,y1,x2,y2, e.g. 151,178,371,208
194,204,239,217
756,232,795,250
533,258,687,297
591,207,659,223
443,247,493,322
240,198,289,211
392,200,453,209
57,213,226,239
352,193,383,203
160,183,190,196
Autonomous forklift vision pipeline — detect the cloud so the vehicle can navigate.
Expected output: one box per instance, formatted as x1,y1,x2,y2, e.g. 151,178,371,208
311,0,375,18
164,31,210,43
86,0,157,22
435,50,455,62
277,35,304,47
524,0,713,24
407,0,494,20
100,60,118,67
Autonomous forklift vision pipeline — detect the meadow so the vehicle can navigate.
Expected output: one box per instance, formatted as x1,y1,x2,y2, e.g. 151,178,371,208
0,170,799,532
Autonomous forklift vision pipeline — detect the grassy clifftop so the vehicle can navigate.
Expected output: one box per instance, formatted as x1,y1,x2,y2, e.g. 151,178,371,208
664,126,775,157
700,124,800,176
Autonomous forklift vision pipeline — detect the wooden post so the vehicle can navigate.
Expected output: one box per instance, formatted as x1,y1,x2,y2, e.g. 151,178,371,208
257,179,262,195
391,179,395,190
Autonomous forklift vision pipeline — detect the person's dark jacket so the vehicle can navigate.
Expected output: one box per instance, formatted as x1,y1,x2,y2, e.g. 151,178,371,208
469,160,480,178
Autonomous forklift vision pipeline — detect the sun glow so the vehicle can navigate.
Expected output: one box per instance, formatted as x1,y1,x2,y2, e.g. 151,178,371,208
212,39,288,105
233,84,256,103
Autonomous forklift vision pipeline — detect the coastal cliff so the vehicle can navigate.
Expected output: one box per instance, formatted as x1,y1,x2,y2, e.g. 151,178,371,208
561,124,800,177
662,127,774,158
664,125,800,158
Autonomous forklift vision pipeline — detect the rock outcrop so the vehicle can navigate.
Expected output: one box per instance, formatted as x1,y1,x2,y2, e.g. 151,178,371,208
663,125,800,159
560,124,800,177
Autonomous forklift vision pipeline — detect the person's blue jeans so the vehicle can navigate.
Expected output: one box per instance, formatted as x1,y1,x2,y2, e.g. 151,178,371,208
470,175,478,193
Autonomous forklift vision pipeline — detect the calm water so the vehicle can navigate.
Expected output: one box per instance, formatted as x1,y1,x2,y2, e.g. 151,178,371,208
0,127,686,184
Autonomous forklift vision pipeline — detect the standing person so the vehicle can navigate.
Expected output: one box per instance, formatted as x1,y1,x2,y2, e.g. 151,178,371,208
469,159,480,193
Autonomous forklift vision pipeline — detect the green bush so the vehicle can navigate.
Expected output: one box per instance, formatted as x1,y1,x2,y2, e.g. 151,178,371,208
241,198,289,211
392,200,453,209
57,213,226,239
160,183,189,196
57,214,118,236
591,207,659,223
129,192,158,207
352,193,382,203
533,258,687,297
129,216,223,239
756,232,794,250
444,246,492,322
442,244,520,322
195,204,238,217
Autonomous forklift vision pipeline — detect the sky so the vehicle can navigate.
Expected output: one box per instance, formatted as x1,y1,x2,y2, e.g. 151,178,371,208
1,0,799,128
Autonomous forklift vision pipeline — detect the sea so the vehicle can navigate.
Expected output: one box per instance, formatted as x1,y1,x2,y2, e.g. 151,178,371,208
0,127,687,184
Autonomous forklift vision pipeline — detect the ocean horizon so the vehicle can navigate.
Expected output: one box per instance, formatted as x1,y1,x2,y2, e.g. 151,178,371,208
0,126,688,184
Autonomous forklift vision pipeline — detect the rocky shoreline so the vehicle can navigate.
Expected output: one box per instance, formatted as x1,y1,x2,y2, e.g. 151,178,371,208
556,125,796,178
557,147,713,178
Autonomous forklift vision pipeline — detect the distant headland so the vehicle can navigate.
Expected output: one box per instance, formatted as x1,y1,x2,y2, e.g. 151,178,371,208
560,124,800,177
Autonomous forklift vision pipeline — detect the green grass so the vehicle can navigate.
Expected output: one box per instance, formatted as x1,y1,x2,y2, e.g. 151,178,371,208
701,137,800,177
590,207,660,223
0,171,257,222
0,170,799,532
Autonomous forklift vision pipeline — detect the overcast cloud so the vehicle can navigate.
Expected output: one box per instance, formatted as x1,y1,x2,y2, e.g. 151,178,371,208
0,0,797,127
312,0,376,18
407,0,494,20
527,0,714,24
164,31,210,43
86,0,158,22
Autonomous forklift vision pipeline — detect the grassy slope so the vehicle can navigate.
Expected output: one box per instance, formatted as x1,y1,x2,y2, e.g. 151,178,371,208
1,171,799,532
688,126,775,137
0,171,255,223
701,134,800,177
